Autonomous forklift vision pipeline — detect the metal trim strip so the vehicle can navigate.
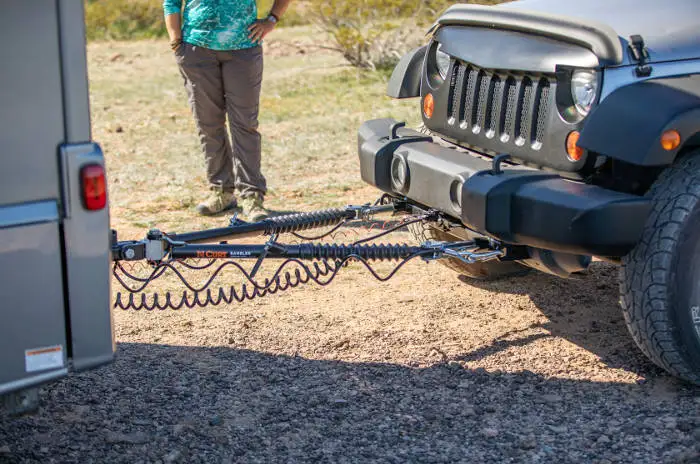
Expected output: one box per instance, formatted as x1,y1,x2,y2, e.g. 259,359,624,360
0,201,59,229
0,368,68,396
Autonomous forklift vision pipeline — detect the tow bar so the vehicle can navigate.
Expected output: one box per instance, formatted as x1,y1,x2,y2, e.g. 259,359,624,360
111,196,506,310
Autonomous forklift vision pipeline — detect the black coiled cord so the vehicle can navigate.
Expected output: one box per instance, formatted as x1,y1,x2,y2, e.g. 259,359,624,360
263,209,351,235
112,249,432,311
298,243,419,261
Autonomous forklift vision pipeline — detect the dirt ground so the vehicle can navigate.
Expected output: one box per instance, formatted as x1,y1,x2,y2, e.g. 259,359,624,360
2,32,700,463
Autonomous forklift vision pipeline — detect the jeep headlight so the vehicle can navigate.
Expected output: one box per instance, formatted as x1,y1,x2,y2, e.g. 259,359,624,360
435,43,450,80
571,70,598,116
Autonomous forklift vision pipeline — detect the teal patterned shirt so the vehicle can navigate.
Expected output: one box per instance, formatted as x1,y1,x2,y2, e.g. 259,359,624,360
163,0,258,51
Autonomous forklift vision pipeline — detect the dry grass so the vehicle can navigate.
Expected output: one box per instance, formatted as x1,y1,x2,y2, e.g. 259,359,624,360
89,29,421,238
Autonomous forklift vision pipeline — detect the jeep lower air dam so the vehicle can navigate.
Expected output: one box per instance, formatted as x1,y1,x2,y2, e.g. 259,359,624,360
4,0,700,414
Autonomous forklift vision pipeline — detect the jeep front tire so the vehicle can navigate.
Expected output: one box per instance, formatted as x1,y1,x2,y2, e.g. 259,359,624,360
620,153,700,385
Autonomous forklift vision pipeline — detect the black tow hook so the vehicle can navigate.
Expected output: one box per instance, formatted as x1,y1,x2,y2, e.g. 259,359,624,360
491,153,511,174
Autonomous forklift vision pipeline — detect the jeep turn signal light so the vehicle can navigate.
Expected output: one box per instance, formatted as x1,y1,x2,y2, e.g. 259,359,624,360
81,163,107,211
423,93,434,119
661,130,681,151
566,131,584,161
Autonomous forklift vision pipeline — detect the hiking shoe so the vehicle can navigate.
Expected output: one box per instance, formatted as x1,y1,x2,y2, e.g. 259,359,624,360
195,188,237,216
240,194,268,222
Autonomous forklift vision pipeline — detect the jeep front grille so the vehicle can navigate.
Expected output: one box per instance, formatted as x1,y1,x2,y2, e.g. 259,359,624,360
447,61,552,150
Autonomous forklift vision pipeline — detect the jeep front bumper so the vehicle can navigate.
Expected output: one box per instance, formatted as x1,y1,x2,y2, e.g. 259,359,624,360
358,118,652,257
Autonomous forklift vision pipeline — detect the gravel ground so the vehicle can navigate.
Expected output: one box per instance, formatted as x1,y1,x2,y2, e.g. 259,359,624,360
1,250,699,463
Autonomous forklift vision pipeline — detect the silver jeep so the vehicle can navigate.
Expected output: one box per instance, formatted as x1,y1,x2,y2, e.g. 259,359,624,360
358,0,700,383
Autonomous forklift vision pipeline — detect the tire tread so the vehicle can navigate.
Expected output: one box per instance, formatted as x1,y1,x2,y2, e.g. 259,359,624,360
620,154,700,384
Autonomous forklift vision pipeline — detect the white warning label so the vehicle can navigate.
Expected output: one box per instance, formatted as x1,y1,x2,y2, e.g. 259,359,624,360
25,345,64,373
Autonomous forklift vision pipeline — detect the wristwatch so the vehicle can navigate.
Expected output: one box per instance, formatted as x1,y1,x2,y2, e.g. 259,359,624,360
267,13,279,24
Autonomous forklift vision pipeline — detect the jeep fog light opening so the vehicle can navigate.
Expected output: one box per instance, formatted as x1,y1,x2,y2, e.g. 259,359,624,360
390,155,410,193
571,70,598,116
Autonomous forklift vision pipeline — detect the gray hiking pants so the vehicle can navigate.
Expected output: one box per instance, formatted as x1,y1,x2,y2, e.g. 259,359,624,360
176,43,266,197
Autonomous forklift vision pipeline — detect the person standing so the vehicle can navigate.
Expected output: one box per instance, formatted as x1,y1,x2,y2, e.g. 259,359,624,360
163,0,291,220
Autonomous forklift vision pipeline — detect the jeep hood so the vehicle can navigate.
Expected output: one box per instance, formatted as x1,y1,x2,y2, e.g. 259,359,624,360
435,0,700,66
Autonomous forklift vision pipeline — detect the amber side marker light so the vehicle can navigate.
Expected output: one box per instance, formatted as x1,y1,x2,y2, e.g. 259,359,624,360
566,131,584,161
423,93,434,119
661,130,681,151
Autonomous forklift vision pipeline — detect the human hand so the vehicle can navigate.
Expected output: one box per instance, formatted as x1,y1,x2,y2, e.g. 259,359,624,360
248,18,276,43
170,37,183,52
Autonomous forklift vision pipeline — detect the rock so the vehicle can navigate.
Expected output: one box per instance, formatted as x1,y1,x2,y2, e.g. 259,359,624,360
664,418,678,430
482,428,499,438
164,450,182,463
209,416,223,426
676,419,696,433
519,435,537,450
0,446,10,454
173,424,188,435
32,433,52,444
115,126,124,133
447,361,462,371
674,448,700,463
547,425,568,434
597,435,611,444
74,405,90,415
106,431,150,445
542,394,563,404
483,405,497,413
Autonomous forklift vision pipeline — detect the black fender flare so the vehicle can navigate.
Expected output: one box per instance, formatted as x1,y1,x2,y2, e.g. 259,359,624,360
579,75,700,166
386,45,427,99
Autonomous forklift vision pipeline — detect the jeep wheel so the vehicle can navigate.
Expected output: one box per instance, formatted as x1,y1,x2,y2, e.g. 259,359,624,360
409,222,528,280
621,153,700,385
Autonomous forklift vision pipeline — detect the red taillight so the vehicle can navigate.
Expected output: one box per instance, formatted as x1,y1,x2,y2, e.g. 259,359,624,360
80,164,107,210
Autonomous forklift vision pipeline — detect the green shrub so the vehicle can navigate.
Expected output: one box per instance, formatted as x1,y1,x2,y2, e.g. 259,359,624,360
309,0,423,70
85,0,166,41
308,0,509,70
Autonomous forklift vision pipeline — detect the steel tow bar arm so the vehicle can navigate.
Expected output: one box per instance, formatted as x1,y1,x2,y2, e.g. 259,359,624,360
112,199,408,263
110,197,505,310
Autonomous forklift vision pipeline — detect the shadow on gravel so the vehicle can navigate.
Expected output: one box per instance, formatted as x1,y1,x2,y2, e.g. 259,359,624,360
1,342,698,463
459,262,661,377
